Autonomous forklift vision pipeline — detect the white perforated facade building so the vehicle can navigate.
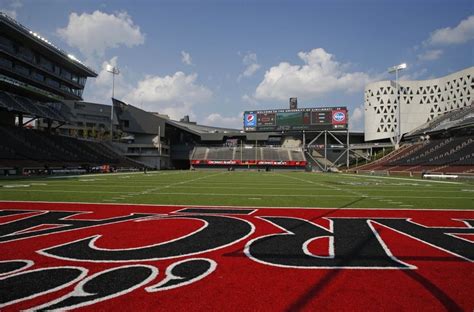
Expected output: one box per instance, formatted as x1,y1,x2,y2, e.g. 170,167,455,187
364,66,473,141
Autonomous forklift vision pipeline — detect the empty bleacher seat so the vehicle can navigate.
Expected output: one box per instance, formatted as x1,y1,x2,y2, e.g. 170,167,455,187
0,124,140,169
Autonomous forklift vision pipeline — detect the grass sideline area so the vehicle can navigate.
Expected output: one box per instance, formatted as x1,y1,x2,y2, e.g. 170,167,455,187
0,171,472,210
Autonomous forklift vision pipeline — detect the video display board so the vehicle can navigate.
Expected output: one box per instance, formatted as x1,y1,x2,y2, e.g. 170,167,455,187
243,107,348,131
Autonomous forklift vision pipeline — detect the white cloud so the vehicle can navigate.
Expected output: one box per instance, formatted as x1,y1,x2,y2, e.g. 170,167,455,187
57,10,145,59
238,52,261,81
417,49,443,61
1,0,22,19
82,57,212,121
399,68,428,81
203,113,243,129
81,56,133,105
124,72,212,120
181,51,193,65
1,9,16,19
10,0,22,9
95,56,119,87
242,63,260,77
254,48,374,101
242,94,259,106
426,15,474,45
349,105,364,131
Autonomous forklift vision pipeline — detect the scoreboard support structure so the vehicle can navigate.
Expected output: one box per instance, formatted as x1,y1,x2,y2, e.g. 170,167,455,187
302,129,350,171
243,107,351,172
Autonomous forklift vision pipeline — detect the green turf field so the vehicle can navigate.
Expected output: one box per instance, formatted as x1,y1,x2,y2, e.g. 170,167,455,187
0,171,473,209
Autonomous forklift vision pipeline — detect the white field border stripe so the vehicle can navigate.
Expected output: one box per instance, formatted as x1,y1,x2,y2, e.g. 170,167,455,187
19,184,465,191
1,200,473,211
0,173,231,196
48,170,194,179
0,189,140,194
3,189,473,199
275,172,373,200
343,173,463,184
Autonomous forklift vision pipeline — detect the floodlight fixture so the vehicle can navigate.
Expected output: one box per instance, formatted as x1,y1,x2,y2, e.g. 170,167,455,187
106,65,120,75
388,63,407,149
106,64,120,140
388,63,407,73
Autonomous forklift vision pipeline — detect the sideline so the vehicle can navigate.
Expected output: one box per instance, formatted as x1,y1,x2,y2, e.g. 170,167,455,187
1,189,471,200
342,173,463,185
47,170,193,179
0,200,473,212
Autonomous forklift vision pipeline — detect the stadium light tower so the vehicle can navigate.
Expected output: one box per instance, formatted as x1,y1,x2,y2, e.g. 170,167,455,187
388,63,407,149
106,64,120,140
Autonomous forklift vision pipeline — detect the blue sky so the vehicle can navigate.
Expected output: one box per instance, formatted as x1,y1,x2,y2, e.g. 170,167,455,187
1,0,473,130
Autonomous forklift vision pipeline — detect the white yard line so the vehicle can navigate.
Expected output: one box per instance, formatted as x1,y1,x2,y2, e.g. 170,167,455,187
275,173,371,199
126,171,229,198
343,173,463,184
33,184,466,193
0,189,139,194
99,171,228,202
94,191,474,200
2,200,472,211
275,173,440,209
47,170,193,179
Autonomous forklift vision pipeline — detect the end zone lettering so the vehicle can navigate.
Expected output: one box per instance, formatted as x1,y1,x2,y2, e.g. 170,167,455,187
0,202,473,311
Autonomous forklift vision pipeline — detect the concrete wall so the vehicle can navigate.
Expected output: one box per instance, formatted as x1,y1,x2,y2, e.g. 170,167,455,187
365,67,473,141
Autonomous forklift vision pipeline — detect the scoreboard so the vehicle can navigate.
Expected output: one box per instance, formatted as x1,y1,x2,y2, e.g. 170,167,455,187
243,107,348,132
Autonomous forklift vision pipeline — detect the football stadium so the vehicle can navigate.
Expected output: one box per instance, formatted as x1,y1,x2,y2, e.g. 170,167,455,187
0,8,473,312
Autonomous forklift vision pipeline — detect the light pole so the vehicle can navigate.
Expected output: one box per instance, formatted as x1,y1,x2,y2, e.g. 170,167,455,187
106,64,120,140
388,63,407,149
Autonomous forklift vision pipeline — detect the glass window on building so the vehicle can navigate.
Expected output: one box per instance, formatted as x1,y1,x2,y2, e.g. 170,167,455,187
45,77,60,88
0,35,15,53
0,56,13,68
14,63,30,75
18,46,34,62
60,84,71,92
39,56,53,71
78,76,86,86
71,88,83,97
61,69,71,80
32,71,44,81
53,65,61,75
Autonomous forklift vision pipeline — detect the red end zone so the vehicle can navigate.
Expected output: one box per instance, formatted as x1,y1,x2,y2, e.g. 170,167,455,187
0,201,473,311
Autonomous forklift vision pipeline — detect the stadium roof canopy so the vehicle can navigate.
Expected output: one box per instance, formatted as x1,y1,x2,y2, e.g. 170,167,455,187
166,119,238,135
405,104,474,138
0,12,97,77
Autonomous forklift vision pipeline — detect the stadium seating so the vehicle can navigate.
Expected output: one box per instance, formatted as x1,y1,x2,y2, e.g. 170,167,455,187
353,136,473,174
352,104,474,175
191,146,306,169
0,124,142,171
407,105,474,137
0,91,68,122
